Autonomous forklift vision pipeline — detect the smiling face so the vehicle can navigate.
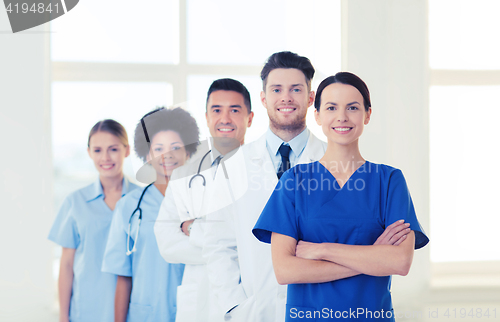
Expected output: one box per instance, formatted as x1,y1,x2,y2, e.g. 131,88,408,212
147,130,189,177
205,90,254,146
314,83,371,146
88,131,130,179
261,68,314,134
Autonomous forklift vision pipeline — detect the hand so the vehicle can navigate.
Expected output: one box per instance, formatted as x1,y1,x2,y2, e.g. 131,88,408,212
296,240,324,260
373,220,410,246
181,219,195,236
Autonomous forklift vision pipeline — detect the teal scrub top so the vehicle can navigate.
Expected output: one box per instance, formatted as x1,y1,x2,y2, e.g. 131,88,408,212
48,177,138,322
253,161,429,322
102,184,184,322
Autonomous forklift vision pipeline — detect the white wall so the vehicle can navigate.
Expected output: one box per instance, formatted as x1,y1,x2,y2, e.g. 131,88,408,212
342,0,431,315
0,9,55,322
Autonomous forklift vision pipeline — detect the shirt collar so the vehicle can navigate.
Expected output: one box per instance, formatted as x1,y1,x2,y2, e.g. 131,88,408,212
86,177,131,202
266,127,310,157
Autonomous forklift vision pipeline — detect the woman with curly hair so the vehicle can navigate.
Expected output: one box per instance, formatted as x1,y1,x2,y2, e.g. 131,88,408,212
102,107,200,322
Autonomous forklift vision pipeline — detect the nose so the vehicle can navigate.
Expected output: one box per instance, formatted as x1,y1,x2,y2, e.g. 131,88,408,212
103,150,112,161
281,91,293,103
336,109,348,123
220,109,232,124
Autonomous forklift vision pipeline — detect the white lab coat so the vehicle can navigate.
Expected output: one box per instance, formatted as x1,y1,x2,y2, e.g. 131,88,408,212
203,132,327,322
154,145,248,322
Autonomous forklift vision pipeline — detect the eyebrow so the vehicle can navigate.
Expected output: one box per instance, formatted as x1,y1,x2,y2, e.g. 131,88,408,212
210,105,242,108
325,101,361,106
269,84,304,88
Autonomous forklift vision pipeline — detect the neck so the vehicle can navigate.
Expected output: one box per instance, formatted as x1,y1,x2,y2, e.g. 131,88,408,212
154,175,170,196
270,123,306,143
213,141,241,156
100,174,124,195
321,140,365,174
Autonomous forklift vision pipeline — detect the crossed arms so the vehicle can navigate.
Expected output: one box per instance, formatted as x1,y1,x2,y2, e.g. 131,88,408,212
271,220,415,285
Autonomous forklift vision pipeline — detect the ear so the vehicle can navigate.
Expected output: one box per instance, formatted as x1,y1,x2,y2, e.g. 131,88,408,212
247,111,254,128
314,109,322,126
87,147,91,157
308,90,315,107
146,150,152,163
124,145,130,158
260,91,267,109
364,107,372,125
205,111,209,125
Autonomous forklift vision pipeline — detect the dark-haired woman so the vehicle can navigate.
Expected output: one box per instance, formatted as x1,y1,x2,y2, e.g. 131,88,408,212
253,73,429,321
102,107,200,322
49,120,139,322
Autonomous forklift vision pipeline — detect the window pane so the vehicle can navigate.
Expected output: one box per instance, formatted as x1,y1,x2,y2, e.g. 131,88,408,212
430,86,500,262
187,0,340,69
429,0,500,69
51,0,178,63
52,82,173,209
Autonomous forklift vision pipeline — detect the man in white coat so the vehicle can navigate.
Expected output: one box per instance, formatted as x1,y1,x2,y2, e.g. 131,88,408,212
202,51,328,322
154,78,254,322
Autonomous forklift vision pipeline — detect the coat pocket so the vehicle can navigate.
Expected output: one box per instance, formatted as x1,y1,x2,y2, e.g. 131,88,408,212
175,283,198,321
127,303,153,322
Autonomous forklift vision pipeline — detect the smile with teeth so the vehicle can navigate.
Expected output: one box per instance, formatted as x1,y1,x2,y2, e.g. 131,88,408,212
218,128,234,132
278,107,296,112
333,127,353,132
101,164,114,170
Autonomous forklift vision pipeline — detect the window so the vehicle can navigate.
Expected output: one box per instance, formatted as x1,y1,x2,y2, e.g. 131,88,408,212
429,0,500,286
50,0,341,281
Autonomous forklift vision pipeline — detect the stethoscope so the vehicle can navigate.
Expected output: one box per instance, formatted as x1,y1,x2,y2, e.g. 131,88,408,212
126,183,154,256
126,111,159,256
126,149,214,255
188,149,211,188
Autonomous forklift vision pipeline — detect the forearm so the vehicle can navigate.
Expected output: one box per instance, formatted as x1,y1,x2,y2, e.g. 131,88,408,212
274,251,360,285
58,263,73,322
319,232,415,276
271,233,360,285
114,276,132,322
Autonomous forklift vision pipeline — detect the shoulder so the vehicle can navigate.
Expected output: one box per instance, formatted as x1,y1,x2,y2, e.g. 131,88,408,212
307,132,327,149
364,162,406,184
65,181,96,204
284,161,321,181
124,178,140,193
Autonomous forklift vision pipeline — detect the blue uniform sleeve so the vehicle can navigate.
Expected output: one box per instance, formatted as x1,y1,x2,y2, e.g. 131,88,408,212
101,198,132,277
48,196,80,249
253,170,298,243
384,169,429,249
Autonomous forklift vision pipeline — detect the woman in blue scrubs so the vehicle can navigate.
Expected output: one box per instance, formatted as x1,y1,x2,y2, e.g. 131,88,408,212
102,107,199,322
253,73,429,321
49,119,138,322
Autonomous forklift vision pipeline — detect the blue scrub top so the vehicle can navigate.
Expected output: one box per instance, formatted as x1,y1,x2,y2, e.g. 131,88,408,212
102,184,185,322
48,177,138,322
253,161,429,322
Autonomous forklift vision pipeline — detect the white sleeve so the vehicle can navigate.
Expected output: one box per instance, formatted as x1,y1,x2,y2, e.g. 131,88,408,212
202,206,248,314
154,185,204,265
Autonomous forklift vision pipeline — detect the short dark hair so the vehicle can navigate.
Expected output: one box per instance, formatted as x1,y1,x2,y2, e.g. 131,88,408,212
260,51,315,91
314,72,371,112
134,107,200,162
88,119,128,147
206,78,252,113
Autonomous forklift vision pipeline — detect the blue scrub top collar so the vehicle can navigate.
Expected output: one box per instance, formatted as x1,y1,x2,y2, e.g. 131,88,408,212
85,177,132,202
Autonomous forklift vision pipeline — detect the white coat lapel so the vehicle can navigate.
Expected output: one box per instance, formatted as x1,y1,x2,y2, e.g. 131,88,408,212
297,132,327,164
